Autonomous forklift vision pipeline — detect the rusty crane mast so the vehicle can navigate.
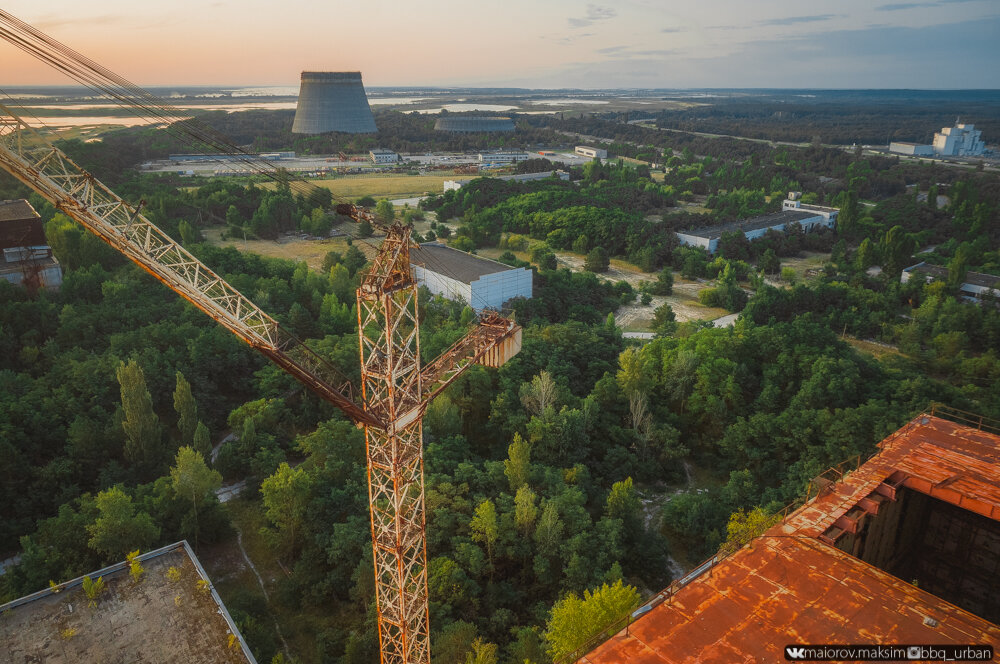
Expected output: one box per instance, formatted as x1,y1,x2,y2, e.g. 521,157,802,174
0,11,521,664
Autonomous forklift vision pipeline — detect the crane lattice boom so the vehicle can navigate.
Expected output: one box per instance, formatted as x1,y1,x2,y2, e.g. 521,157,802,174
0,93,521,664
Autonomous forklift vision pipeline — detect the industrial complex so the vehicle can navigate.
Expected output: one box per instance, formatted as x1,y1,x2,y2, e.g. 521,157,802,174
901,262,1000,304
675,193,839,254
890,121,987,158
580,410,1000,663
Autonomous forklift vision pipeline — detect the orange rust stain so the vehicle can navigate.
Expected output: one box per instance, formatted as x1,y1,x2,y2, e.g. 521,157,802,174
584,416,1000,663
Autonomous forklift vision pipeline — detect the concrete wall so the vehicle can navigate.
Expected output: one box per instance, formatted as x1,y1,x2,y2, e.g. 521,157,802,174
470,268,533,312
675,231,716,253
413,265,472,306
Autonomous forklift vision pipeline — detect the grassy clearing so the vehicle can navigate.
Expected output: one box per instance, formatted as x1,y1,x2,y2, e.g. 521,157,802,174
844,336,903,361
259,173,457,200
780,251,831,281
202,227,356,271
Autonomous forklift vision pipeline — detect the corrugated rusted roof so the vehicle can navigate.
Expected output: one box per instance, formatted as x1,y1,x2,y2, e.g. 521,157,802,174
583,415,1000,663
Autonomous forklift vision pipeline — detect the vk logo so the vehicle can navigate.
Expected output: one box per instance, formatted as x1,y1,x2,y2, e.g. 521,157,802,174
785,646,806,659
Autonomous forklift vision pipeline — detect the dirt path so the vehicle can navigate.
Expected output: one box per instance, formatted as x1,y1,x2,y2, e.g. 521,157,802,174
234,527,291,657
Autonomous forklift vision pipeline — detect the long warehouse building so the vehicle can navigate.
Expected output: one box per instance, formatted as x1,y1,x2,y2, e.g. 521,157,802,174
410,243,532,312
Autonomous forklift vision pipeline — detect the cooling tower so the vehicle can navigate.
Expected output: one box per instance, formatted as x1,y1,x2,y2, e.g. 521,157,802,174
292,72,376,134
434,116,516,133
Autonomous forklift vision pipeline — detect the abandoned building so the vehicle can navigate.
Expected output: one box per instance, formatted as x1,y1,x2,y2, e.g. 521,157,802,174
581,409,1000,663
0,199,61,291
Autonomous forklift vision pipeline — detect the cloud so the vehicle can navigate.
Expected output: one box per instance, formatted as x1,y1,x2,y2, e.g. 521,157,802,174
661,27,684,33
568,4,617,29
760,14,840,26
877,2,936,10
598,46,626,54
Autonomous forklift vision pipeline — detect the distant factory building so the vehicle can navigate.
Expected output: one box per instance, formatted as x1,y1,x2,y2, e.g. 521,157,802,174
369,148,400,164
575,145,608,159
0,199,61,291
410,243,532,312
292,71,376,134
676,193,838,254
933,122,986,157
434,116,515,133
889,142,934,157
443,170,570,192
901,262,1000,305
169,151,295,162
477,150,530,164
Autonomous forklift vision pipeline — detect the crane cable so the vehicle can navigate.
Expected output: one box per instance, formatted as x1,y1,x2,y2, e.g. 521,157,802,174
0,9,337,204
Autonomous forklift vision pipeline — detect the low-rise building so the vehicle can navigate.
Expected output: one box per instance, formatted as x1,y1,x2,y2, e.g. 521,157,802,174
676,193,838,254
369,148,400,164
0,199,62,290
410,243,532,312
889,141,934,156
0,541,256,664
575,145,608,159
901,262,1000,304
443,170,569,192
582,411,1000,663
476,150,530,164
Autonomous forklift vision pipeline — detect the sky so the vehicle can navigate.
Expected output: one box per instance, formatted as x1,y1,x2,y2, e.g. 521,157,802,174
0,0,997,89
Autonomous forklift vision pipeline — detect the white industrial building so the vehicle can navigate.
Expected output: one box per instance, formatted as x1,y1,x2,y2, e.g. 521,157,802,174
369,149,400,164
575,146,608,159
889,142,934,156
443,170,570,192
410,243,532,312
933,123,985,157
901,262,1000,304
477,150,530,164
676,193,838,254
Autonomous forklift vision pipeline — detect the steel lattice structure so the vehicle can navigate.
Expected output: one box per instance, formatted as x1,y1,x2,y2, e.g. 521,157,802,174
0,99,521,664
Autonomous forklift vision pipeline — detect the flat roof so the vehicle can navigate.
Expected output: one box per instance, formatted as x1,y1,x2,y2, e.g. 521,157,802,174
411,242,514,284
0,199,40,223
583,414,1000,663
678,209,818,240
0,541,255,664
905,262,1000,289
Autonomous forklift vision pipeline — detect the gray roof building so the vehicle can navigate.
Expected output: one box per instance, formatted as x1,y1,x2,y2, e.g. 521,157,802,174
411,243,511,284
679,209,817,241
410,243,532,312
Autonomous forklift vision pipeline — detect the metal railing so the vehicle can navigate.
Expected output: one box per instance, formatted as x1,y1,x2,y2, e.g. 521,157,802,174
929,402,1000,435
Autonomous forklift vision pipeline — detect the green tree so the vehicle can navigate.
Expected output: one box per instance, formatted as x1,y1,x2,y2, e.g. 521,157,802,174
515,485,538,536
464,638,498,664
545,580,641,660
260,462,314,558
572,234,589,254
225,205,242,229
855,237,876,271
178,220,200,246
758,248,780,275
720,507,780,554
173,372,198,447
116,359,162,471
534,501,564,556
81,574,106,607
649,267,673,295
606,477,639,522
170,446,222,551
519,371,557,416
781,266,797,284
192,421,212,459
375,199,395,224
343,246,367,276
504,433,532,492
357,219,373,238
585,246,610,273
470,499,499,567
86,486,160,561
651,304,677,337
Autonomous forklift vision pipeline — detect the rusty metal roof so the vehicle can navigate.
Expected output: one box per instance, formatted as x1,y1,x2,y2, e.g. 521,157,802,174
583,415,1000,663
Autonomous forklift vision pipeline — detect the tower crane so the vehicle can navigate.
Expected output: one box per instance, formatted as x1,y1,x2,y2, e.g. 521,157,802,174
0,14,521,664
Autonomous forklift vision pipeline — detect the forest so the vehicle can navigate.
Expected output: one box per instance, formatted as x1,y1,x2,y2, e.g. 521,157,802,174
1,105,999,664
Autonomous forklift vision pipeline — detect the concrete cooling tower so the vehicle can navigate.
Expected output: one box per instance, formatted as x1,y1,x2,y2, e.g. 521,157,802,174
292,72,376,134
434,116,515,133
